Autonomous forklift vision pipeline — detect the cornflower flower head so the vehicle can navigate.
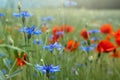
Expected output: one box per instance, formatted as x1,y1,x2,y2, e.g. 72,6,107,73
1,69,7,75
88,29,100,34
40,16,54,21
81,45,95,53
13,11,33,18
35,64,60,78
19,25,42,39
33,39,43,45
43,42,63,53
0,13,5,17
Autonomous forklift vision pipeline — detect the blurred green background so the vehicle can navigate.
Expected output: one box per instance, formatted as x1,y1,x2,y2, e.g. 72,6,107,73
0,0,120,9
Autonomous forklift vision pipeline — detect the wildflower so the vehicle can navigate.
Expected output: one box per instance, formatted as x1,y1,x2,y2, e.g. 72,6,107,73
19,25,42,35
88,29,100,34
20,11,33,17
1,69,7,75
13,13,20,18
100,24,114,35
49,35,59,44
0,13,5,17
64,0,78,7
35,64,60,78
114,29,120,46
60,25,74,33
40,16,54,21
96,40,116,61
90,37,99,43
114,29,120,38
33,39,43,45
110,49,120,58
13,11,32,18
43,42,63,53
64,40,80,52
115,37,120,46
80,29,89,40
41,23,48,32
15,52,27,66
97,40,116,53
81,46,95,53
0,54,3,58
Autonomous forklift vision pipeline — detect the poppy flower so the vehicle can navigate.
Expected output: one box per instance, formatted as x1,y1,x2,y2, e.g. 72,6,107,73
115,37,120,46
96,40,116,53
60,25,74,33
100,24,114,35
114,29,120,38
110,50,120,58
80,29,89,40
64,40,80,52
16,53,27,66
52,25,64,38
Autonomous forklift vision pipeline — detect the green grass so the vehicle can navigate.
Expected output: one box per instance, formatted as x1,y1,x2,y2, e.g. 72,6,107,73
0,8,120,80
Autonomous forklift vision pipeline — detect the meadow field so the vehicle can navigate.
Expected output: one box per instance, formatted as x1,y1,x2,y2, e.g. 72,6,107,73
0,8,120,80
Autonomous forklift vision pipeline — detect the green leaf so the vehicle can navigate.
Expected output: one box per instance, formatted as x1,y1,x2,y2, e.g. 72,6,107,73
0,71,6,80
8,68,23,78
3,58,11,70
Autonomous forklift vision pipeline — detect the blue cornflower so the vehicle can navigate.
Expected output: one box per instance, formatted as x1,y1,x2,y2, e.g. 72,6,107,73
56,31,64,36
0,54,3,58
1,69,7,75
81,46,95,53
0,13,5,17
20,11,33,17
33,39,43,45
64,1,78,7
13,13,20,18
19,25,42,35
43,42,63,52
13,11,32,18
88,29,100,34
91,37,99,42
36,64,60,73
40,16,54,21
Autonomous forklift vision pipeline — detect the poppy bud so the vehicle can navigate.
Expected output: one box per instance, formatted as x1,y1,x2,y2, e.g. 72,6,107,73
18,1,22,12
8,36,14,45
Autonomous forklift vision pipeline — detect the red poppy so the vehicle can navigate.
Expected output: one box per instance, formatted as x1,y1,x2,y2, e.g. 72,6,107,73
80,29,89,40
114,29,120,38
64,40,80,52
48,35,59,44
115,37,120,46
52,25,59,35
60,25,74,33
100,24,114,35
110,50,120,58
97,40,116,53
16,53,27,66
